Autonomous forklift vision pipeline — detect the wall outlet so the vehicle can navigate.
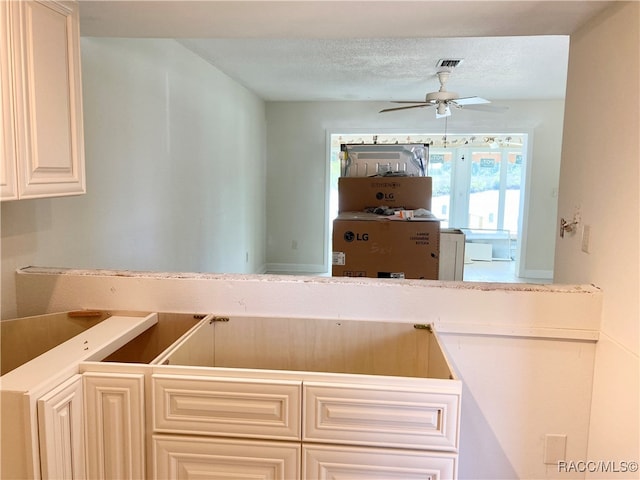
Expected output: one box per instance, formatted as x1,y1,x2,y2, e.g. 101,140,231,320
544,434,567,464
581,225,591,253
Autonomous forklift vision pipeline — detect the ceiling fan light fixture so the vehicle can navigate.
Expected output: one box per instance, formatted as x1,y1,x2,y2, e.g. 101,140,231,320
427,90,457,102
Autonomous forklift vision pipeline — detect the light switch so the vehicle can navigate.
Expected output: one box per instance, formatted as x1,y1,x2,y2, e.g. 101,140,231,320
544,434,567,464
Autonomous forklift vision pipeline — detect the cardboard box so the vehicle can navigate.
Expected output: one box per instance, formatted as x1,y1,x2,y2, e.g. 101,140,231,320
338,176,432,212
332,212,440,280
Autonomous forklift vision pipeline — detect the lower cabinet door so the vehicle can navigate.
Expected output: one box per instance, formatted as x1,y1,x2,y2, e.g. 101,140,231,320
37,374,86,479
303,444,457,480
83,372,145,480
153,435,301,480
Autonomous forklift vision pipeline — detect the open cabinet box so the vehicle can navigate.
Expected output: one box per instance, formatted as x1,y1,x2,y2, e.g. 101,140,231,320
90,313,462,479
1,310,112,375
1,311,158,480
106,314,455,380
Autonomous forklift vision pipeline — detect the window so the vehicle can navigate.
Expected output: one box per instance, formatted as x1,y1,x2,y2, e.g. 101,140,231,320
429,152,454,227
429,141,524,237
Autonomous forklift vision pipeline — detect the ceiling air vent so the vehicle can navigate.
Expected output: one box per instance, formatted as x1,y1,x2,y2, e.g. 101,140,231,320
436,58,464,69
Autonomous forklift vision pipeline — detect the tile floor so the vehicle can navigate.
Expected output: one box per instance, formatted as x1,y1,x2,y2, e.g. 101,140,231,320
462,260,551,284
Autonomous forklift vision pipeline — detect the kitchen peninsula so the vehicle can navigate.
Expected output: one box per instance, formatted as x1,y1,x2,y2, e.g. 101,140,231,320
3,267,602,479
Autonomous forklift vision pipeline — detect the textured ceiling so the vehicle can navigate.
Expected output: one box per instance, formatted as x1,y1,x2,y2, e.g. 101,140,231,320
78,1,615,102
178,36,570,102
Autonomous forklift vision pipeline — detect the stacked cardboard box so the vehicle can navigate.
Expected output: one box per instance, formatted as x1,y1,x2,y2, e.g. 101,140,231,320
338,176,432,212
332,176,440,279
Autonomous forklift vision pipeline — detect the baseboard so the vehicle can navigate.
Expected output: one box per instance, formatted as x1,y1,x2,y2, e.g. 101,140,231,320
254,263,268,274
265,263,328,275
521,269,553,280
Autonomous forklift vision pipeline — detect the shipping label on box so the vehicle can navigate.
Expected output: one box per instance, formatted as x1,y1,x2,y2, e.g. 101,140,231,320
332,213,440,280
338,176,433,212
332,251,346,265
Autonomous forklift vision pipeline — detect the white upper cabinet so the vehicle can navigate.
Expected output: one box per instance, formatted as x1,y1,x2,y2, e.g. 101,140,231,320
1,0,85,201
0,1,18,200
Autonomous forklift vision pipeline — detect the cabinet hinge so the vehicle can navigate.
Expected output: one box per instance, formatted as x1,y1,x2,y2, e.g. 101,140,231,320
413,323,432,332
210,316,230,324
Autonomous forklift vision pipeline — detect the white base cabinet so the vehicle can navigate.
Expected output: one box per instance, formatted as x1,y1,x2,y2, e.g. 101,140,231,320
109,315,461,479
145,368,460,480
2,312,462,479
0,311,158,479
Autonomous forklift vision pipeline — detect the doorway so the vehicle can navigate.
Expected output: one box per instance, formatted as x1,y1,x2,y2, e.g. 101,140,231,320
327,132,529,282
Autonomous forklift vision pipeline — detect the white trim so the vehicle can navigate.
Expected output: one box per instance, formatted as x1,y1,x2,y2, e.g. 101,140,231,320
521,269,553,279
435,322,598,341
265,263,328,275
324,129,333,274
516,131,534,277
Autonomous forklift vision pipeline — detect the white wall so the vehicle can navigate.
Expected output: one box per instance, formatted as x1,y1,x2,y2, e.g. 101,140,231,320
555,2,639,475
1,38,268,318
1,39,564,314
443,334,595,480
265,100,564,276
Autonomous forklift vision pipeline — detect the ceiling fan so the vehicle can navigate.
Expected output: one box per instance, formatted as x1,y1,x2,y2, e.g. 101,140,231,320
380,70,507,118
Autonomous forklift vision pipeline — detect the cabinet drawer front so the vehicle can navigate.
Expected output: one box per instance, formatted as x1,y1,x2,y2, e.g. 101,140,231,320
152,374,302,440
304,382,459,451
303,444,457,480
153,435,300,480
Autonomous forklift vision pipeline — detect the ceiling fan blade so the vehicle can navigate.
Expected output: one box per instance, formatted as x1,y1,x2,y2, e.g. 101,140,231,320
390,100,433,104
460,104,509,113
379,104,433,113
453,96,491,106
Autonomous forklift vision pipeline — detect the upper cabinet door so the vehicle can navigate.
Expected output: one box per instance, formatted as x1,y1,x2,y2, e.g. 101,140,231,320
8,0,85,200
0,1,18,200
